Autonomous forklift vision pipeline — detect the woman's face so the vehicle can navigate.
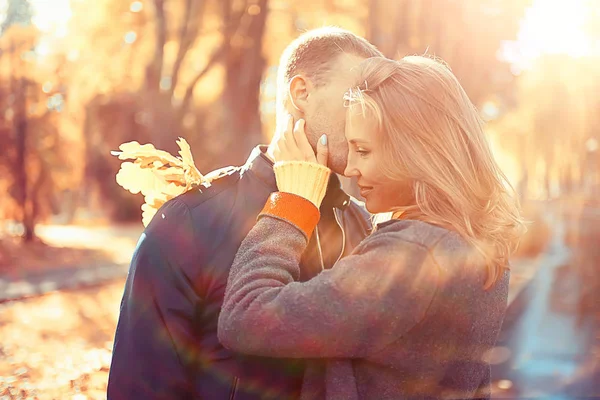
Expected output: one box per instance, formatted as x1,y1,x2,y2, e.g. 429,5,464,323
343,107,414,214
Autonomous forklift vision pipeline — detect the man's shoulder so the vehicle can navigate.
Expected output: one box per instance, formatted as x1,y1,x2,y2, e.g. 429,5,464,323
174,166,243,212
144,167,243,234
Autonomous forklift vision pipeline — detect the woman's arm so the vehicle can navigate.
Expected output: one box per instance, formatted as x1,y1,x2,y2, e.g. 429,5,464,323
218,215,439,359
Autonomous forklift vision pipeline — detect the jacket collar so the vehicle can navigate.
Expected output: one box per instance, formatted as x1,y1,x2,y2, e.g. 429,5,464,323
243,145,277,190
243,145,350,210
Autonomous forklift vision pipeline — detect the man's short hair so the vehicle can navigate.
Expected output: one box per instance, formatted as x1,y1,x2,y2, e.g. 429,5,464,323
276,27,383,109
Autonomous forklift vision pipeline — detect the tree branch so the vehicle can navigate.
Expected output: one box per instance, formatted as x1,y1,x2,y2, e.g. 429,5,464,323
170,0,208,97
170,0,194,93
178,46,226,118
223,0,248,37
177,0,247,118
145,0,167,91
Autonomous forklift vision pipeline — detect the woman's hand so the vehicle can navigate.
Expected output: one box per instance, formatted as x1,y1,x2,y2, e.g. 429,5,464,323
273,115,329,166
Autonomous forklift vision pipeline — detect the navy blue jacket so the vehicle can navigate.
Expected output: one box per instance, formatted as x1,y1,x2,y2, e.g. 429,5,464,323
107,146,371,400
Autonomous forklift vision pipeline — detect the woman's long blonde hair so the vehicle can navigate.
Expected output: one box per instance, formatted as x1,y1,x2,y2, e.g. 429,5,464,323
345,56,526,289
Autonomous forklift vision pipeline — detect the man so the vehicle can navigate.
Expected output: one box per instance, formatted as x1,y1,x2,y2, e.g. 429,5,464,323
107,27,383,399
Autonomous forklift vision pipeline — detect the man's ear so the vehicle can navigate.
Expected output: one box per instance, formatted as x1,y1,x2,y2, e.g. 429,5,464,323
288,75,311,112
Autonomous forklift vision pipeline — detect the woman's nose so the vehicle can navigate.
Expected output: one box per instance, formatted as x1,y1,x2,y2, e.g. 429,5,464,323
344,163,359,178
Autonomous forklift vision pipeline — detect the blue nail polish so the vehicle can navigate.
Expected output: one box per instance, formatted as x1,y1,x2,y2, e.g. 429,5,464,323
320,135,327,145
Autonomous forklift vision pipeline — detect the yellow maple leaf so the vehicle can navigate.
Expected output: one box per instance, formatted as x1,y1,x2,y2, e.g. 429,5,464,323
115,162,157,195
153,166,186,183
141,203,159,227
113,138,232,227
176,137,204,186
112,141,182,167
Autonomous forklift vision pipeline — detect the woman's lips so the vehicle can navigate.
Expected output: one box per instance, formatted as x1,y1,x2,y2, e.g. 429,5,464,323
358,185,373,197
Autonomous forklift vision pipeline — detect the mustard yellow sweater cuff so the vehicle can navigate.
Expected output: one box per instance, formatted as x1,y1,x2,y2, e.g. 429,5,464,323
273,161,331,208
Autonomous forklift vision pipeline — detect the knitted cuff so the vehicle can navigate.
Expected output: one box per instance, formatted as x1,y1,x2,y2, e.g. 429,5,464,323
258,192,320,241
273,161,331,208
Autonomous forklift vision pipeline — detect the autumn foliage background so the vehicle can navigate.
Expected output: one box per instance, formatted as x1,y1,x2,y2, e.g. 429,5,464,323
0,0,598,241
0,0,599,398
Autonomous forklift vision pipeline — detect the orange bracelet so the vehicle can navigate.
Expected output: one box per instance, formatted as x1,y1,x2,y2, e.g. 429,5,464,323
258,192,320,241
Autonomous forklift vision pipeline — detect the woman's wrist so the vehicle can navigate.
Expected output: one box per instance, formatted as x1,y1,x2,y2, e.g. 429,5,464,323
258,192,321,241
274,160,331,208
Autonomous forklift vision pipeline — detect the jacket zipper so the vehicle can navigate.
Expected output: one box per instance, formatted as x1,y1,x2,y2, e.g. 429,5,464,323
315,226,326,271
315,208,347,271
333,208,346,264
229,376,239,400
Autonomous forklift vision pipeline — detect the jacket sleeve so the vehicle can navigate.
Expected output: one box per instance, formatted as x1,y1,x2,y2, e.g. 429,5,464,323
218,217,439,359
108,199,200,400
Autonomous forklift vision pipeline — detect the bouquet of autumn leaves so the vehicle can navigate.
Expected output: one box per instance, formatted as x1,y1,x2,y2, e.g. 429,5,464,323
112,138,234,227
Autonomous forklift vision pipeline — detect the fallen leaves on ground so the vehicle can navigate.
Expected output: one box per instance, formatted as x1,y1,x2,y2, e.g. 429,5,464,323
0,280,124,399
0,238,114,276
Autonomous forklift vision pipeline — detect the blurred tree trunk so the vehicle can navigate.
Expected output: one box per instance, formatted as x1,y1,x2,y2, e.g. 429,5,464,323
12,76,49,242
13,78,34,241
560,165,573,195
1,0,63,241
142,0,214,154
2,24,69,241
9,35,36,242
221,0,269,163
141,0,268,157
142,0,180,154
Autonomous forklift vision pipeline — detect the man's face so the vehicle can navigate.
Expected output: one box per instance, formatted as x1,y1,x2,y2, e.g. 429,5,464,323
301,54,365,174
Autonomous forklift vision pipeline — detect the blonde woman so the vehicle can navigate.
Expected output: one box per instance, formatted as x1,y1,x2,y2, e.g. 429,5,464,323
218,56,526,400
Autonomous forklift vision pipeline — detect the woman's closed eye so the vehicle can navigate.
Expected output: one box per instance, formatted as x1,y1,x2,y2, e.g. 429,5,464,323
355,148,370,157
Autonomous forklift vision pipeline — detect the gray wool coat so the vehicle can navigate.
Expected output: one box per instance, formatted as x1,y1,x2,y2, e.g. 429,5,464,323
218,216,509,400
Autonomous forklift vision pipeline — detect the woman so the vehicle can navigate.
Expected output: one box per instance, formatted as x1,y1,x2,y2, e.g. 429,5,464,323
218,56,526,399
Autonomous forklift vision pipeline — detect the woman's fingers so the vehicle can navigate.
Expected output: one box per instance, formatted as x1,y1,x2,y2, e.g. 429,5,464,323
274,115,327,165
272,141,282,160
274,115,294,161
275,115,306,162
287,120,305,160
316,134,329,166
293,119,317,163
283,116,297,147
